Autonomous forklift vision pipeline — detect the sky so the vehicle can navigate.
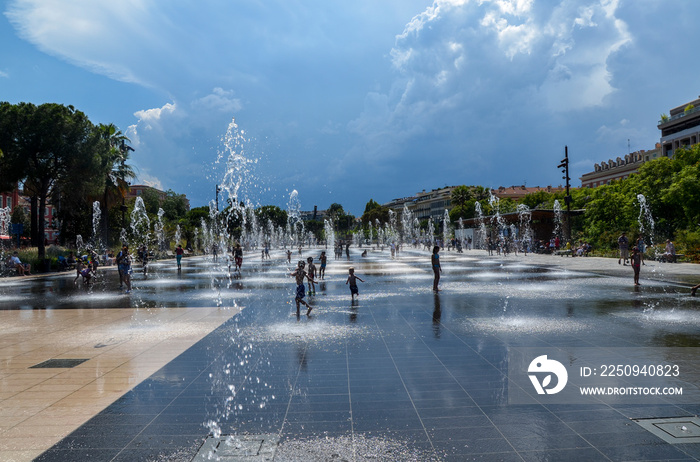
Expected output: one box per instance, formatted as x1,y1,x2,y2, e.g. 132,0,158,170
2,0,700,216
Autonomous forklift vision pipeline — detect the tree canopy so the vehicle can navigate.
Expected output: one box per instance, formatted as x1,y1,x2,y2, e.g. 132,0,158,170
0,102,111,260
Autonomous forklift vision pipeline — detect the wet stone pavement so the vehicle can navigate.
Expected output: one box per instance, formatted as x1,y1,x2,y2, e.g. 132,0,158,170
3,248,700,461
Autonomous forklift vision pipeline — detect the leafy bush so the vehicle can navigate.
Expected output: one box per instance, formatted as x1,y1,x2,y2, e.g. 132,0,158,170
675,230,700,262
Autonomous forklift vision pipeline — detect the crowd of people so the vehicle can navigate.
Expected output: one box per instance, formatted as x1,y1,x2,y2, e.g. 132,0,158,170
2,231,696,299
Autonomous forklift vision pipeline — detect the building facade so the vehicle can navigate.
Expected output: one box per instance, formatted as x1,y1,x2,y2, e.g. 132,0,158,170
491,185,564,201
127,184,168,202
659,96,700,158
16,196,59,243
127,184,190,210
384,186,456,222
1,186,20,211
579,145,661,188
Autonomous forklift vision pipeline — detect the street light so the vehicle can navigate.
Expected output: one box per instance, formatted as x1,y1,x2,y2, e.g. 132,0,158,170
558,146,572,244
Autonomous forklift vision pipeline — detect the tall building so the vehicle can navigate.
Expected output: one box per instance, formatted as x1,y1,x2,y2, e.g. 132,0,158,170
658,95,700,157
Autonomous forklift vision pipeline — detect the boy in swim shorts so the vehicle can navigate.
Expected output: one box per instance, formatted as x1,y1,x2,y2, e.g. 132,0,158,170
319,251,327,280
346,267,365,300
291,261,313,316
306,257,317,295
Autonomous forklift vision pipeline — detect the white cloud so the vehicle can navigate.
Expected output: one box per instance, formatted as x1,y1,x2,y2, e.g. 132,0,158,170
134,170,163,190
193,88,242,113
4,0,676,211
0,70,8,78
494,0,534,16
133,103,177,131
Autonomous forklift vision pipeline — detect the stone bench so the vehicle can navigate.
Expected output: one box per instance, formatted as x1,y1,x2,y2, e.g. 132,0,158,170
657,254,684,263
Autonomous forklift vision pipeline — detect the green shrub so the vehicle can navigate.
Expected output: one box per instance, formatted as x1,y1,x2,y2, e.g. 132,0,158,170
675,230,700,262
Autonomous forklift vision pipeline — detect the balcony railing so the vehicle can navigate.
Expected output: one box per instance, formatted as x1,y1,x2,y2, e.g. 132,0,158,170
659,105,700,126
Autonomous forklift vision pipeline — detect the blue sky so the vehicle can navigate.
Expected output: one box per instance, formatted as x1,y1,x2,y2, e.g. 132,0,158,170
2,0,700,215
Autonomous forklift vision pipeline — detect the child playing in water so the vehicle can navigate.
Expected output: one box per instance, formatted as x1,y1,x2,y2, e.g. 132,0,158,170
234,243,243,271
432,245,441,292
306,257,317,294
346,267,365,300
175,244,184,270
291,261,313,316
74,257,94,285
631,246,641,286
319,251,327,279
118,246,132,293
286,249,292,263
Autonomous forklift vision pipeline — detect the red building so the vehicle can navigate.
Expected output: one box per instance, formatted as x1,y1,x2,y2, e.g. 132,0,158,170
1,186,20,211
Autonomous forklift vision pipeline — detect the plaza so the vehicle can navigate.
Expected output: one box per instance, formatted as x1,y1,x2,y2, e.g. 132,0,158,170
1,248,700,461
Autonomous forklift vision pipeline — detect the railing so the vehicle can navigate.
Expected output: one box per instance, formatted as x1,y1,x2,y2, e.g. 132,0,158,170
659,105,700,125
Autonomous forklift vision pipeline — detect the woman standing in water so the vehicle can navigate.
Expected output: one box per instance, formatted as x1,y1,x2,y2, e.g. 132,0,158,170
432,245,441,292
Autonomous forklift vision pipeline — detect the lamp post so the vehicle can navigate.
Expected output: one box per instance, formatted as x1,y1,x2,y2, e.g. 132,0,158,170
557,146,572,245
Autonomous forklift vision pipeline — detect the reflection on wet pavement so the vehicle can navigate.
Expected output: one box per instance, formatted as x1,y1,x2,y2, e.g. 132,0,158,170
2,248,700,461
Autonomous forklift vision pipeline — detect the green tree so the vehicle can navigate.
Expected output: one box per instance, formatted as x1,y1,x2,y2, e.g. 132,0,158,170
363,199,381,214
450,185,473,208
140,188,161,215
161,189,189,221
0,102,110,261
256,205,288,229
328,203,345,218
361,205,390,225
521,190,553,209
449,200,476,222
98,123,135,244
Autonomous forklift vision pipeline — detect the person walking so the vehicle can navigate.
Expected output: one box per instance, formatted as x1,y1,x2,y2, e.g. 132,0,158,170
618,232,629,265
636,235,646,266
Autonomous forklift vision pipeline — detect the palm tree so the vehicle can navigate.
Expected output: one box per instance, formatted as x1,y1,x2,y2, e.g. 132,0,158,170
450,185,473,208
98,123,135,245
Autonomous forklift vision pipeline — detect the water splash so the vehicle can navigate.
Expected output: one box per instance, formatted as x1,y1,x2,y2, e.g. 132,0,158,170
637,194,655,245
0,206,11,265
154,208,165,254
287,190,303,247
76,234,84,253
553,200,562,242
130,197,151,250
517,203,532,253
427,219,435,246
401,203,414,245
174,224,181,248
442,209,450,248
323,219,335,251
475,201,487,249
91,201,102,251
0,206,10,237
488,190,507,250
